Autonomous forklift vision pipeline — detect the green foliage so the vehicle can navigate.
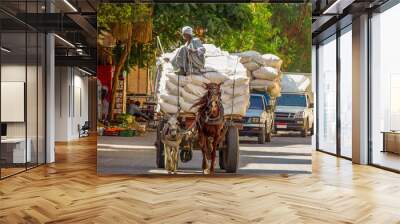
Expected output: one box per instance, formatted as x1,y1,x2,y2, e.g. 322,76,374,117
99,3,312,73
153,3,311,73
99,3,155,71
153,3,253,51
98,3,152,30
115,113,135,127
268,4,312,72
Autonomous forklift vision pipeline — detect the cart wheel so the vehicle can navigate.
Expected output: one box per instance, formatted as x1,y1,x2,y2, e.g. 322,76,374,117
219,150,225,170
223,126,239,173
156,121,165,168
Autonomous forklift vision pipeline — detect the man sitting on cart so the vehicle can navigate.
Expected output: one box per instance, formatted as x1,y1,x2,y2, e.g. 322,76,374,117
171,26,206,76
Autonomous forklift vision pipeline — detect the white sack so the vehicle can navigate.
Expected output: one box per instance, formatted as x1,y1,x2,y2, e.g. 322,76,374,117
166,73,191,86
222,94,250,104
242,61,260,71
160,94,184,106
181,88,200,103
222,76,249,87
184,83,207,97
281,74,311,92
222,85,250,96
189,75,210,86
250,79,275,88
261,54,282,69
223,103,248,116
203,44,228,57
250,86,267,91
204,55,246,76
203,71,229,84
252,66,279,80
268,82,282,98
181,101,198,113
246,70,252,77
166,81,179,95
160,101,179,114
239,51,261,64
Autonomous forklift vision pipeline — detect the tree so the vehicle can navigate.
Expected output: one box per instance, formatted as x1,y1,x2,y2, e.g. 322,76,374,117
153,4,254,52
98,3,153,120
269,4,312,72
153,3,311,72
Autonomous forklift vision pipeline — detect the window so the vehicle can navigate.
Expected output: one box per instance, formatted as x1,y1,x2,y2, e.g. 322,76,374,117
0,2,46,179
370,4,400,171
277,94,307,107
317,35,337,154
340,27,352,158
249,95,264,110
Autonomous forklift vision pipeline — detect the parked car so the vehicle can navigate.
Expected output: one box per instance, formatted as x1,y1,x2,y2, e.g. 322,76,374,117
240,93,274,143
274,92,314,137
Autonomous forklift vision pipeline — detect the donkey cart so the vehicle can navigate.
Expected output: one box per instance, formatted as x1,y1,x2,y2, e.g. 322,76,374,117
155,113,243,173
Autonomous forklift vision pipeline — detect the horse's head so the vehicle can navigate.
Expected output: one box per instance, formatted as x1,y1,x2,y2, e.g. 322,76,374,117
204,83,222,117
164,114,180,140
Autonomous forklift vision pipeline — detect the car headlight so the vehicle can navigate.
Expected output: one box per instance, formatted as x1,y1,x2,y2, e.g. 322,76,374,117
294,112,305,119
250,117,260,123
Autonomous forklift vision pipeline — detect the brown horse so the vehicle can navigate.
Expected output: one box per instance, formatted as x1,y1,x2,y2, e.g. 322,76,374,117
191,83,225,174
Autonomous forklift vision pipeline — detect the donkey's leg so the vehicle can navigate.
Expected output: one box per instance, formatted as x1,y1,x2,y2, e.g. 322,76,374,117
164,145,172,174
172,146,179,174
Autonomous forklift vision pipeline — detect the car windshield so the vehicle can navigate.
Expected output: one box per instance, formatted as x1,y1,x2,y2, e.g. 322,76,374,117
277,94,307,107
249,95,264,109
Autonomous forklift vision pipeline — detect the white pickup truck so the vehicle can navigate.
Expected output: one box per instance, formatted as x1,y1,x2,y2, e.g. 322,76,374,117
274,92,314,137
240,93,274,143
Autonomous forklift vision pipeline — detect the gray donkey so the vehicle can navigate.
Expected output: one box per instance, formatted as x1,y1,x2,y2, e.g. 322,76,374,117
161,115,184,174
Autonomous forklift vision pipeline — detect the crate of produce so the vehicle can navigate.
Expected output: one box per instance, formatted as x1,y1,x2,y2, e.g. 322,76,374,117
103,127,121,136
119,129,136,137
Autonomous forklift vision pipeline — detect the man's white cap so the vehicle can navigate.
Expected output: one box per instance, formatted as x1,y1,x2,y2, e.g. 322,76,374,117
182,26,193,36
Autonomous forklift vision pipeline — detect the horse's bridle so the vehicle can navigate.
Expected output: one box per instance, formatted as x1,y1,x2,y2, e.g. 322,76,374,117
201,92,224,125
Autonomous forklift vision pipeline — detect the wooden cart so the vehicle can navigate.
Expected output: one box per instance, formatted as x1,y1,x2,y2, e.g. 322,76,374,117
155,112,243,173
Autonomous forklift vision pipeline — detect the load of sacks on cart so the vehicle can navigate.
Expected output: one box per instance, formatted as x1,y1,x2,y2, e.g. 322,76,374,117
156,44,283,116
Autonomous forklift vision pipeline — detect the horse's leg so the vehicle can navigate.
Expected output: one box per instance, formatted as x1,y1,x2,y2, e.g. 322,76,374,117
210,141,218,175
199,134,207,171
203,137,214,175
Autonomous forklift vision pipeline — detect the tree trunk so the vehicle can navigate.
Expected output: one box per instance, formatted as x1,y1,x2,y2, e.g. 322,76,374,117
109,24,133,120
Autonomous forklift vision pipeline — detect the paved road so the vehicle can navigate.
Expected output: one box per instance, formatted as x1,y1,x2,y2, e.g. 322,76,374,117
97,132,312,175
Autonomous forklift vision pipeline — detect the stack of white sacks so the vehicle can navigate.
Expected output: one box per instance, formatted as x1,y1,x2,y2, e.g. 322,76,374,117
157,44,250,116
238,51,283,98
281,73,311,93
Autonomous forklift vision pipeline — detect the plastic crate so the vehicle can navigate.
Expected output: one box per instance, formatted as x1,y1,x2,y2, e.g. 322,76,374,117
119,130,136,137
